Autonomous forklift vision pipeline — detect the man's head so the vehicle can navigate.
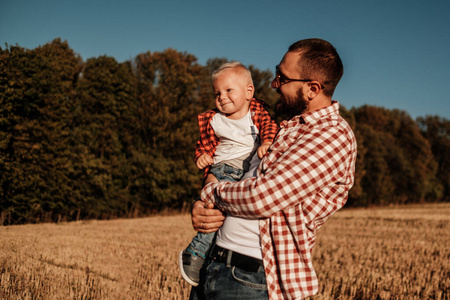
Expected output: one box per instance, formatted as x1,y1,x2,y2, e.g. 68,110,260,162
212,62,255,120
272,38,343,118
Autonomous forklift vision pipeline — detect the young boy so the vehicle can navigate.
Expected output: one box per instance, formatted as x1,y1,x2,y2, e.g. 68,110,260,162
178,61,279,286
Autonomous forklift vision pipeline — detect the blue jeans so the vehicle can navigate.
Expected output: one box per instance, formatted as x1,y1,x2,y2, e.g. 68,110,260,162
188,163,244,255
189,258,268,300
209,163,244,182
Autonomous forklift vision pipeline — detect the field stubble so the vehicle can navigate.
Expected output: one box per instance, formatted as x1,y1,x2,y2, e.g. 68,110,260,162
0,203,449,299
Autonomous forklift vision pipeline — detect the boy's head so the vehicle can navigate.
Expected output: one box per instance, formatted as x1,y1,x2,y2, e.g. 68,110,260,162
212,62,254,120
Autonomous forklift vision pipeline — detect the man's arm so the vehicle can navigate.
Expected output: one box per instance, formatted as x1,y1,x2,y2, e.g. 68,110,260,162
201,125,356,218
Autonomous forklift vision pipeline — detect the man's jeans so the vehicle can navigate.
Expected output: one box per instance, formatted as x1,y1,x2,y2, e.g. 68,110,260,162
189,258,268,300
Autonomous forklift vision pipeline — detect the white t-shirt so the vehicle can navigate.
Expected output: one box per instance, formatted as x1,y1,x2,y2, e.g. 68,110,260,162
210,110,259,170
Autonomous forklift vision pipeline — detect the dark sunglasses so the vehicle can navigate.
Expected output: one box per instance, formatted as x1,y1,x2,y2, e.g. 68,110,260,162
274,65,324,89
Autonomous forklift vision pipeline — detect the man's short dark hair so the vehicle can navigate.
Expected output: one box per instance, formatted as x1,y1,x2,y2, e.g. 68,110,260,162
288,38,343,97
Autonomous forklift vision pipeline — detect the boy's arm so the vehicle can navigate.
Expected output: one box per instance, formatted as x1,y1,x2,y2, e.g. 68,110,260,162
196,153,213,169
194,140,211,163
257,142,272,159
253,99,279,145
251,99,278,158
194,111,219,163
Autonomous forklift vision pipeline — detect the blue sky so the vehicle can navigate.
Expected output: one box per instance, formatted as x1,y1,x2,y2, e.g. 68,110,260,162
1,0,449,119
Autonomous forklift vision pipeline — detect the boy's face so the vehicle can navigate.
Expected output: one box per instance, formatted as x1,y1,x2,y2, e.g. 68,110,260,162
213,69,254,120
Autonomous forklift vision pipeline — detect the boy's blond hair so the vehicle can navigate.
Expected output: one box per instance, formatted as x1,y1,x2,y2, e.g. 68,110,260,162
212,61,254,86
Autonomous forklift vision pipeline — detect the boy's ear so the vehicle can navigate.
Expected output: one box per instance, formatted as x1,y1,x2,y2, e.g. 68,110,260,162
246,84,255,100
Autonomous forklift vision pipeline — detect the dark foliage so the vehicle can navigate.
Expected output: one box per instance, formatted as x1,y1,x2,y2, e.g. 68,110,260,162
0,39,448,225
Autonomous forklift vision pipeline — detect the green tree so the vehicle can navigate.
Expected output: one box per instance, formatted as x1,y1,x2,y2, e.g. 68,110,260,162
74,56,138,218
353,105,439,205
132,49,211,212
0,45,26,224
417,115,449,200
205,58,228,76
4,39,448,225
0,39,82,224
249,66,279,122
339,106,366,205
357,123,396,205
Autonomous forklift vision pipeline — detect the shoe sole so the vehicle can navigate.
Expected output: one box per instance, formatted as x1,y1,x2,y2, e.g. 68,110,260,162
178,251,199,287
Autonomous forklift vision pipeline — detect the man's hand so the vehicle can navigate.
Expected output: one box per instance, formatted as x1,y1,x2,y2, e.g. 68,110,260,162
191,201,225,233
257,142,272,159
196,154,214,170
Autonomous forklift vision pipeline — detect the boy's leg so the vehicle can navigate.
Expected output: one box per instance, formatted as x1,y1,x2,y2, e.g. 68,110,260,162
209,163,244,182
180,164,243,286
188,163,241,257
179,232,215,286
203,173,219,186
187,232,215,257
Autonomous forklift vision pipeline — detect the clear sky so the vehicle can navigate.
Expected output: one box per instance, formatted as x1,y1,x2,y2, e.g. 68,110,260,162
1,0,449,119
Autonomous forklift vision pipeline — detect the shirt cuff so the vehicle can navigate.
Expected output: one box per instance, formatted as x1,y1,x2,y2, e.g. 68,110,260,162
201,181,218,203
201,181,240,216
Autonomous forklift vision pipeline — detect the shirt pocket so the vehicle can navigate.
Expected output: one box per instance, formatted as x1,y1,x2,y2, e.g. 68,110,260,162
271,127,303,153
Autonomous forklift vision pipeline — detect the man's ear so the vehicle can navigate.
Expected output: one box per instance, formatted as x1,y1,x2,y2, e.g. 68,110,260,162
246,84,255,100
307,81,321,99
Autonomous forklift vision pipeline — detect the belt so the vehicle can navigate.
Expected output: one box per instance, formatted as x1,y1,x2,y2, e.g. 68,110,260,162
209,244,263,273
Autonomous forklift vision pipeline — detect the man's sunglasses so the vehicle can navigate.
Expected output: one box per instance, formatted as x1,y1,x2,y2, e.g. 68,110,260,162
274,65,324,89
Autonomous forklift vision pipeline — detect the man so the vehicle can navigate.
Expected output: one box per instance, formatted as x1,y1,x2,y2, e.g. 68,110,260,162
190,38,357,299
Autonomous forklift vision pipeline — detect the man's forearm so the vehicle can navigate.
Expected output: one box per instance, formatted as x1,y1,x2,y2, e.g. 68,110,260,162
201,128,353,219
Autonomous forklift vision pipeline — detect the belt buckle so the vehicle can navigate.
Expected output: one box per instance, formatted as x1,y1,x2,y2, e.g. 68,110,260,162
213,245,227,262
217,248,225,260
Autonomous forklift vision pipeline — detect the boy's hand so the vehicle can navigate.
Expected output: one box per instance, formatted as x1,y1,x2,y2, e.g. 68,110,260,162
196,153,213,169
257,142,272,159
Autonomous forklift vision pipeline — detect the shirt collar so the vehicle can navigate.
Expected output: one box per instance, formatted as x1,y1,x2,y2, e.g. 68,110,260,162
281,101,340,127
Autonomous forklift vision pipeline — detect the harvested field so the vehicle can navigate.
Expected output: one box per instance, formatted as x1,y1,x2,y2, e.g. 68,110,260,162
1,203,449,299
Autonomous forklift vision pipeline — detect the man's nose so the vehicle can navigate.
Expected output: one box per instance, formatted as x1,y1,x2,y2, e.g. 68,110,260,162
271,78,278,89
271,79,281,94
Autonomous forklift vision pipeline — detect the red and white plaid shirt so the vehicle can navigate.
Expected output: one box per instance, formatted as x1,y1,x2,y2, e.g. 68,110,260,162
195,98,279,176
201,101,357,299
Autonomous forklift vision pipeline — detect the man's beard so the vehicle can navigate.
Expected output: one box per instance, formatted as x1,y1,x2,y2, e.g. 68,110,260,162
276,88,309,119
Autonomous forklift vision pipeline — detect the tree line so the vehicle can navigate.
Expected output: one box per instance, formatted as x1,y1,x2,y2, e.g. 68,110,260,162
0,39,448,225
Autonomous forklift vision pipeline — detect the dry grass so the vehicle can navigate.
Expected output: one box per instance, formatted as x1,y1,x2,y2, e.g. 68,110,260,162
0,203,449,299
308,203,450,299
